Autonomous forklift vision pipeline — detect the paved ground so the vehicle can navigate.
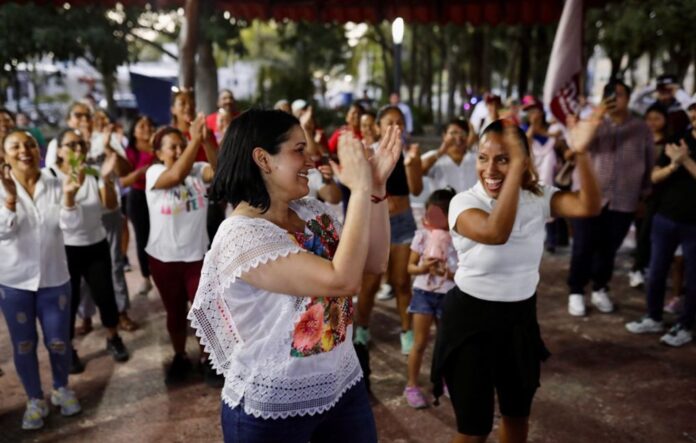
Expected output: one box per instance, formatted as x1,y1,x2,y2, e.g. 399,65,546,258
1,238,695,443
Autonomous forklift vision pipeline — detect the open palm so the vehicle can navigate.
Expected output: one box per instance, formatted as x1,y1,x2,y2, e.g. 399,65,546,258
369,125,402,187
1,164,17,199
567,116,601,154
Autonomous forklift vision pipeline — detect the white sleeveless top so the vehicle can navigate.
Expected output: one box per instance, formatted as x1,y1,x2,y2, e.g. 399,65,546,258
188,198,361,419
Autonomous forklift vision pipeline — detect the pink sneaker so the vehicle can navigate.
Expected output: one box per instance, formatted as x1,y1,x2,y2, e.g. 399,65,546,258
404,386,429,409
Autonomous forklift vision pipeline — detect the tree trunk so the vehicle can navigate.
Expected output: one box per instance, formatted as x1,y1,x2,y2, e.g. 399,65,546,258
195,36,218,114
179,0,200,89
517,26,530,96
101,69,117,117
407,25,418,106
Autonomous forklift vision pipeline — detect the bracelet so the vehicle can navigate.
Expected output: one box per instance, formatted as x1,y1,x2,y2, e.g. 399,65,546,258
370,192,389,203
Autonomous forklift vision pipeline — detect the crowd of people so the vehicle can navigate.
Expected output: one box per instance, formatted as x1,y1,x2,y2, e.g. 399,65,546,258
0,71,695,442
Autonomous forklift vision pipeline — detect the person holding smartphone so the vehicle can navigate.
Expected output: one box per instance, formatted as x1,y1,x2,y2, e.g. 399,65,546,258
566,79,655,317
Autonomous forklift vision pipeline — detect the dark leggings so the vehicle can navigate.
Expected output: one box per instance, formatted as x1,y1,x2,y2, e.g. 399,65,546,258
65,240,120,340
126,188,151,278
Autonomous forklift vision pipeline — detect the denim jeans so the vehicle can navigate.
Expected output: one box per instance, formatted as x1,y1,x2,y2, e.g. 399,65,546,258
0,282,72,399
567,205,634,294
647,213,696,328
221,379,377,443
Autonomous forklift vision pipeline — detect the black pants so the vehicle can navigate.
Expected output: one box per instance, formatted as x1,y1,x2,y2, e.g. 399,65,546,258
65,240,119,339
126,188,150,278
567,205,634,294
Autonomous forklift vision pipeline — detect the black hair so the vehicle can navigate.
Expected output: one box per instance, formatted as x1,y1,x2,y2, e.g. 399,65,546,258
2,129,36,152
0,107,16,121
426,187,457,215
481,119,542,196
210,109,300,212
604,78,632,99
127,114,156,150
376,105,405,125
54,128,83,165
645,103,669,121
445,117,470,134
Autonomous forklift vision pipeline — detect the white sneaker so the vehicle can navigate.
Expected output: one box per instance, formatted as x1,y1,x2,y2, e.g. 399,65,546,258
628,270,644,288
660,324,693,347
626,316,664,334
50,387,82,416
591,289,614,313
22,398,48,430
376,283,394,301
568,294,586,316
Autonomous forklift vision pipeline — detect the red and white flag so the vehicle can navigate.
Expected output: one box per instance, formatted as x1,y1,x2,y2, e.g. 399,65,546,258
543,0,583,125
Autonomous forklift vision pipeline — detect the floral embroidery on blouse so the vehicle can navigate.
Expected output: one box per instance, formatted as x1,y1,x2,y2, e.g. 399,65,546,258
290,213,353,358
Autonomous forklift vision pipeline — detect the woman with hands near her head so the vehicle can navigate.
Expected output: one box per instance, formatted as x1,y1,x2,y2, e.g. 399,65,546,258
48,128,130,373
144,114,218,385
188,109,401,443
432,111,603,443
0,130,84,430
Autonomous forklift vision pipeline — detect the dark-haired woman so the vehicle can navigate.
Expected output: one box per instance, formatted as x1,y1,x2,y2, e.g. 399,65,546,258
354,105,423,358
121,115,156,298
431,114,603,443
189,109,399,442
145,115,217,384
327,102,364,154
421,119,477,193
170,89,225,242
625,101,696,347
628,103,673,289
48,128,130,372
0,130,82,430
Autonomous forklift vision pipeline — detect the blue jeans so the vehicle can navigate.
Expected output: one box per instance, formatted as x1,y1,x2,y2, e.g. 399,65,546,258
647,214,696,328
221,380,377,443
390,209,417,245
408,287,446,318
0,282,72,399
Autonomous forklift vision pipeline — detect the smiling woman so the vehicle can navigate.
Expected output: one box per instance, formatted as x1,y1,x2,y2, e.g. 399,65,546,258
432,115,603,443
0,130,83,431
188,109,401,442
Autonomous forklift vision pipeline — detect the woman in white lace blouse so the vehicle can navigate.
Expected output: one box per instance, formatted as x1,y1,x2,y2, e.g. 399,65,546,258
189,109,401,442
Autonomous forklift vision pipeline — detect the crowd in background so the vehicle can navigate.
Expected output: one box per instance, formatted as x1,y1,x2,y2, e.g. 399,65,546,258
0,70,695,441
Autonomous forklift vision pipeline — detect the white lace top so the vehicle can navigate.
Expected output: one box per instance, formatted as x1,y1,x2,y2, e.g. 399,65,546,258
188,198,361,419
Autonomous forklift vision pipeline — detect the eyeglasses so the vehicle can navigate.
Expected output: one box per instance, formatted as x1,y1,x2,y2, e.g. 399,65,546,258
62,140,87,149
71,112,92,120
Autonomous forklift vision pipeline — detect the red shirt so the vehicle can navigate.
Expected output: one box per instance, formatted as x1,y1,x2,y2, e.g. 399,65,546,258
184,130,219,162
327,126,361,154
206,110,240,134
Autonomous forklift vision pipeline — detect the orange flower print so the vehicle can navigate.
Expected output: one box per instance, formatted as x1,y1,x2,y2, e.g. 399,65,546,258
292,303,324,353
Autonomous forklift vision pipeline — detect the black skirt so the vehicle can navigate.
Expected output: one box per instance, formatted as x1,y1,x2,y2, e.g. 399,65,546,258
431,286,550,404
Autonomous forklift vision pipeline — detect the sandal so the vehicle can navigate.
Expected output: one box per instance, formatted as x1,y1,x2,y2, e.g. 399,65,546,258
118,313,139,332
75,318,93,336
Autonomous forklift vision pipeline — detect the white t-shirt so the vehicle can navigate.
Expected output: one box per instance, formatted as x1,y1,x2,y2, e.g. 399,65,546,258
48,167,107,247
423,149,478,193
145,162,210,262
188,198,361,420
448,182,558,302
530,136,557,187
